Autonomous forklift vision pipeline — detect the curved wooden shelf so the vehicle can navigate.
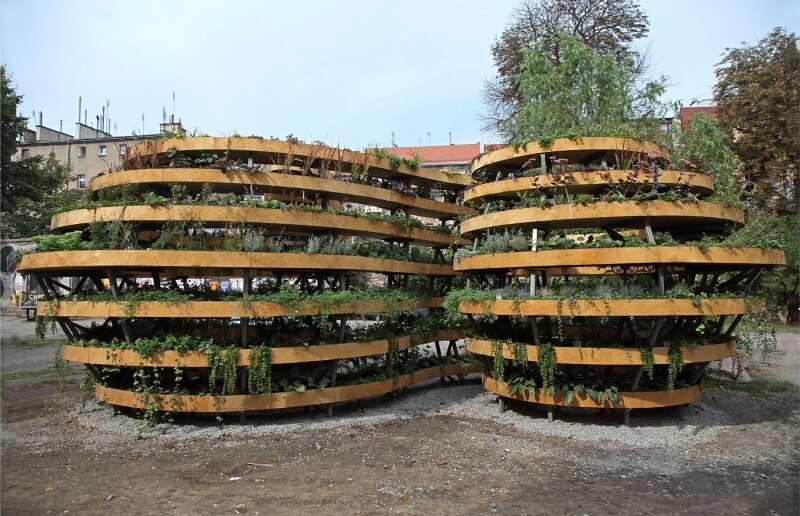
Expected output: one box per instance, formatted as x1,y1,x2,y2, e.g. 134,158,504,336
460,201,744,237
127,137,472,189
455,246,786,272
472,137,667,173
62,330,464,367
467,339,732,365
18,250,457,277
90,169,472,219
484,377,700,409
39,297,445,319
464,170,713,202
51,206,467,246
458,298,759,317
95,363,466,412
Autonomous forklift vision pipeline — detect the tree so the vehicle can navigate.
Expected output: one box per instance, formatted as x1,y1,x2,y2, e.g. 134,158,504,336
483,0,650,138
503,33,668,145
1,66,73,238
714,28,800,216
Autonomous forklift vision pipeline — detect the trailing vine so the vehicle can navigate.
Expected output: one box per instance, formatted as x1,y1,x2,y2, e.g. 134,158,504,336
247,345,272,395
204,344,239,395
537,342,557,394
667,342,684,392
639,345,655,380
491,339,505,381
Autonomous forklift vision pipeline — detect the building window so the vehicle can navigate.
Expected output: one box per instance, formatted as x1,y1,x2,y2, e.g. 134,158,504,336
78,146,86,157
77,174,86,190
98,145,107,156
119,144,127,155
21,149,30,157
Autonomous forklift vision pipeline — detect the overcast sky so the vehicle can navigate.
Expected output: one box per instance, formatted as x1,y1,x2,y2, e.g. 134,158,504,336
2,0,797,148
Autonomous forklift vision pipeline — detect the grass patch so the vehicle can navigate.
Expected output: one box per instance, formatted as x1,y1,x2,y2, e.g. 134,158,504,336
703,377,797,399
773,324,800,334
2,366,80,382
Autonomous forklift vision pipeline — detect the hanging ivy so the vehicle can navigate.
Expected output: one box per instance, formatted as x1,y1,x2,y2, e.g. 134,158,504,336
639,345,655,381
247,345,272,395
537,342,557,395
491,340,505,381
667,342,684,392
204,344,239,395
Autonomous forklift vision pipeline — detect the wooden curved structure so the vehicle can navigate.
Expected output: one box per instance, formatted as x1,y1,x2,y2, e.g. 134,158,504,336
91,168,473,219
456,137,785,422
19,250,458,276
471,137,667,172
484,377,701,409
39,297,445,318
467,339,732,365
464,170,714,202
458,298,756,317
460,201,744,237
21,136,471,418
50,206,467,246
126,136,472,189
455,246,785,272
96,363,465,413
63,329,463,367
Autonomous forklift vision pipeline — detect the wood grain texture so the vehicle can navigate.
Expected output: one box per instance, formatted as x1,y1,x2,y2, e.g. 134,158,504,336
95,363,466,412
90,168,472,219
18,250,458,276
127,137,472,189
62,330,465,367
485,376,701,409
50,205,468,246
458,298,759,317
471,137,666,172
464,170,713,202
460,201,744,236
454,246,786,271
467,339,732,365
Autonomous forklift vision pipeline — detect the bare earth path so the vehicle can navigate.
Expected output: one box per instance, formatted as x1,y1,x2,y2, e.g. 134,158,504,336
2,314,798,515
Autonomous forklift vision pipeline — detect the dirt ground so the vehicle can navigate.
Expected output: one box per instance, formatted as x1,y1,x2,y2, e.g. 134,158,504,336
1,314,798,515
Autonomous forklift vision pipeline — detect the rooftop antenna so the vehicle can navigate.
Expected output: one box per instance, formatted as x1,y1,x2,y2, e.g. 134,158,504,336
391,131,396,147
84,109,87,125
101,106,105,133
60,120,63,132
106,100,110,133
426,132,431,146
114,122,117,135
171,92,175,123
38,111,42,126
449,132,452,145
142,114,145,135
78,97,82,124
31,110,35,128
162,106,167,123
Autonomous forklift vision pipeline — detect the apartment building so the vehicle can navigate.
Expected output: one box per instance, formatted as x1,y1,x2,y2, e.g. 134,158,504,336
15,120,186,190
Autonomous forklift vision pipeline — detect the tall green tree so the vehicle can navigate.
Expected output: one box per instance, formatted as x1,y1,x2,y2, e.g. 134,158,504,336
483,0,650,139
714,28,799,216
1,66,73,238
504,33,668,145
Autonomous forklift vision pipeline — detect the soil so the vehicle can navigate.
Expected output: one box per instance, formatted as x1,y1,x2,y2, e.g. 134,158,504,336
2,315,798,515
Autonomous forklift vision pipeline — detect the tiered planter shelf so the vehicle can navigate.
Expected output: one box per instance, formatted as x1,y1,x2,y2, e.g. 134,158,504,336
455,137,785,423
20,136,472,417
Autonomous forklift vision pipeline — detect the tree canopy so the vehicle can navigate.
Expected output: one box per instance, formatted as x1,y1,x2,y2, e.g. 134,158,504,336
483,0,650,138
1,66,73,238
502,33,668,145
714,28,799,216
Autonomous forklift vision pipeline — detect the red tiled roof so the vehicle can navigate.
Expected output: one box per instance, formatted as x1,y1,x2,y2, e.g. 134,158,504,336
375,143,481,164
680,106,718,126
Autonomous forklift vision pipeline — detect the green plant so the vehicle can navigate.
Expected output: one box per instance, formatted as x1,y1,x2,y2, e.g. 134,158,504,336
537,343,557,394
247,345,272,395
